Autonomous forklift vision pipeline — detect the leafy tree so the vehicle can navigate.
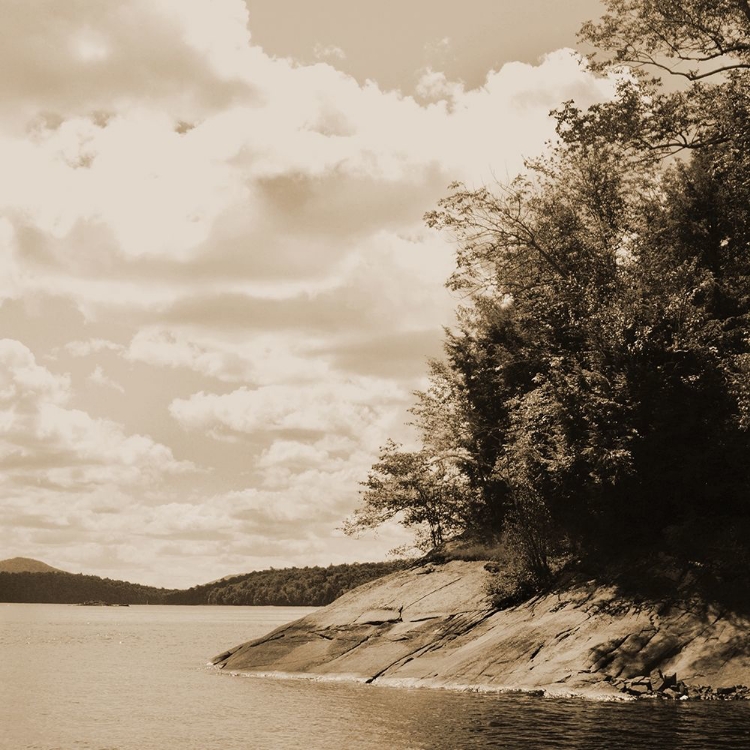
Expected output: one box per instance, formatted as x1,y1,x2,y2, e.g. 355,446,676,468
558,0,750,155
348,0,750,584
426,131,750,555
166,561,407,606
344,439,471,549
583,0,750,83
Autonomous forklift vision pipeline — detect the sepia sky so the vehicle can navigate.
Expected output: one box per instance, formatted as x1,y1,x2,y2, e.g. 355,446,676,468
0,0,612,588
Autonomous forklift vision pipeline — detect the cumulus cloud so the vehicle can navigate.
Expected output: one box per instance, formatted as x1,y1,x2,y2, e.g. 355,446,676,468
314,43,347,61
0,0,255,133
0,31,616,312
0,339,191,490
66,338,124,357
87,365,125,393
170,377,407,447
0,0,619,584
125,327,328,385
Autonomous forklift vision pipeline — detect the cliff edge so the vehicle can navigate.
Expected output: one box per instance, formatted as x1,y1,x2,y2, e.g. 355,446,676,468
212,560,750,700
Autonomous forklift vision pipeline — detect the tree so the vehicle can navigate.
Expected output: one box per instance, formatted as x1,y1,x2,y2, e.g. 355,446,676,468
558,0,750,155
428,126,750,552
409,353,507,534
344,439,471,550
583,0,750,82
348,0,750,576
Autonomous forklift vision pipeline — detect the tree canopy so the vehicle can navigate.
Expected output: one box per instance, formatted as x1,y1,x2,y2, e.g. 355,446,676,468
347,0,750,583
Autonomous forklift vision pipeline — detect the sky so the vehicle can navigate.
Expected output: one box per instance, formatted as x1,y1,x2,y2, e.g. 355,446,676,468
0,0,613,588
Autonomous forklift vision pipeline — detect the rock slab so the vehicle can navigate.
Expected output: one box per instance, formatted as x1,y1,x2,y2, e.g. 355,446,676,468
213,561,750,698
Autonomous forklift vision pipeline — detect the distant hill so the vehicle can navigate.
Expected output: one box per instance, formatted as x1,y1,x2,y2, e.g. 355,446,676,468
164,560,409,606
0,557,65,574
0,560,408,606
0,570,175,604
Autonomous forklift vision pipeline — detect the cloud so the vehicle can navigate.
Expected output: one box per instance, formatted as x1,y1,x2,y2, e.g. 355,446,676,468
0,338,70,405
128,327,334,385
0,339,192,490
66,338,124,357
0,33,616,313
314,43,347,61
416,69,465,102
170,377,407,448
0,0,620,585
0,0,255,133
87,365,125,394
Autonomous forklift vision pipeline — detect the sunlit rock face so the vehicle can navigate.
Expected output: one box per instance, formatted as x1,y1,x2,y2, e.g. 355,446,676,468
214,560,750,699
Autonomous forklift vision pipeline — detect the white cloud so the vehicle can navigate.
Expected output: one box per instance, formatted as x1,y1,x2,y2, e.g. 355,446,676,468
87,365,125,393
126,327,330,385
0,339,192,490
66,338,124,357
314,43,347,61
0,338,70,405
0,218,22,302
416,69,464,102
150,0,256,82
0,0,620,585
0,30,616,311
170,377,407,448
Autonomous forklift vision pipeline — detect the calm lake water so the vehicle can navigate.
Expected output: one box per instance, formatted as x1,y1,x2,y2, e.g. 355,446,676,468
2,604,750,749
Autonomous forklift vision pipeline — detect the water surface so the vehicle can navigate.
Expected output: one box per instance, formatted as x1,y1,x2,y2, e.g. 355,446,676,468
2,603,750,749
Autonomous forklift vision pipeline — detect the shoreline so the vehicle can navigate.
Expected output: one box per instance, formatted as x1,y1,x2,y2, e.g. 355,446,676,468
215,666,750,702
213,666,633,702
212,560,750,702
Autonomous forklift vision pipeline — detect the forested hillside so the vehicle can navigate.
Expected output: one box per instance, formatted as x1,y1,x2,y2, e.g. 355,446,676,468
0,561,407,606
346,0,750,600
0,571,173,604
164,561,407,606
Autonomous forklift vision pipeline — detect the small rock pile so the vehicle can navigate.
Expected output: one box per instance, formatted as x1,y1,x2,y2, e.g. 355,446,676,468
609,669,750,700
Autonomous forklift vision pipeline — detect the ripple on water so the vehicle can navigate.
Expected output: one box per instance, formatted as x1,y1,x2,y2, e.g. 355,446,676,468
2,604,750,750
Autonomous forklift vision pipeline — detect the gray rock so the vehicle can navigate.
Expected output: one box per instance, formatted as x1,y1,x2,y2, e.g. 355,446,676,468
211,560,750,698
355,609,402,625
649,668,666,692
628,683,651,695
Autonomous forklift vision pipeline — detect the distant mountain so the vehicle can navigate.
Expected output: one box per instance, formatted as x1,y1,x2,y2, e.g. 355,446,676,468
0,557,65,574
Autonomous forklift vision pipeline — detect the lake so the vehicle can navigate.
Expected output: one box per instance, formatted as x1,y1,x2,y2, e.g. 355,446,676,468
2,603,750,749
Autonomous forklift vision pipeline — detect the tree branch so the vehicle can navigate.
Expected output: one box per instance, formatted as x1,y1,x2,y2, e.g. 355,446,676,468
737,0,750,26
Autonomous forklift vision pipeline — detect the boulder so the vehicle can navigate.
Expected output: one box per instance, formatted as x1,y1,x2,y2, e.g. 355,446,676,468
649,669,666,692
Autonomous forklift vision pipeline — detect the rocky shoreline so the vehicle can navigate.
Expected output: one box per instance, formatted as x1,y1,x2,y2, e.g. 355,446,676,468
610,671,750,701
212,560,750,701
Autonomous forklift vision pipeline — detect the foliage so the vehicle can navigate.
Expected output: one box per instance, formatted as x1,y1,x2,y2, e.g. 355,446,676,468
344,438,473,549
0,571,174,604
348,0,750,588
164,561,407,606
582,0,750,82
0,562,407,607
558,0,750,155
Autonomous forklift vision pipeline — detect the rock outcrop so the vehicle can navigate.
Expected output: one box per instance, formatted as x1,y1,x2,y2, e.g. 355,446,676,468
213,560,750,699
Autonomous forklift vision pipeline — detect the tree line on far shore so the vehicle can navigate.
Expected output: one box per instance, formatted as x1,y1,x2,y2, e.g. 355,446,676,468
164,560,406,606
0,561,407,606
0,571,172,605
